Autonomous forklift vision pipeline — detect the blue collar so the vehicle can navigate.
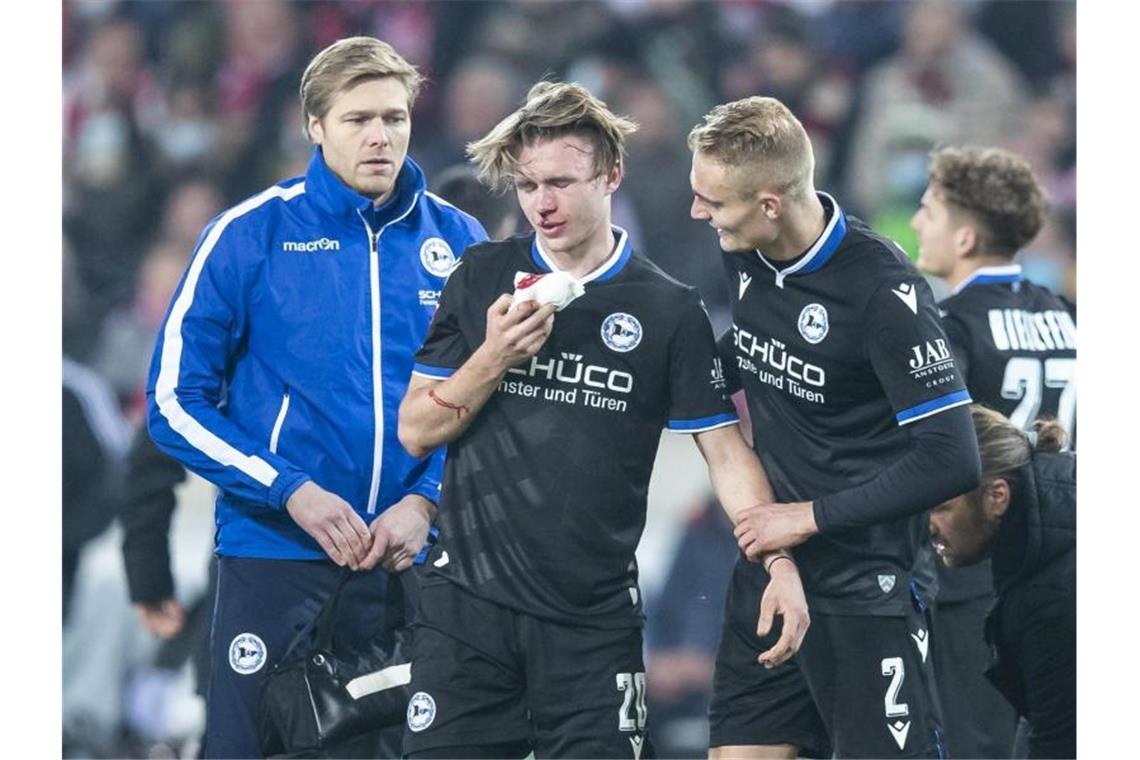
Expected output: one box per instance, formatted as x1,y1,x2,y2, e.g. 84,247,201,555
756,192,847,288
529,226,634,284
303,146,426,227
953,264,1023,295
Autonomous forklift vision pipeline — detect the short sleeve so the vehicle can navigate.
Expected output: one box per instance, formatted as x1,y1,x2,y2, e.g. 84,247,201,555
413,258,473,380
864,275,971,426
665,291,739,433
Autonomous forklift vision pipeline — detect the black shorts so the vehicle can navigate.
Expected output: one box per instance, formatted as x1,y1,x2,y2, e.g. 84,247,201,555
933,593,1017,759
405,579,654,759
709,558,946,758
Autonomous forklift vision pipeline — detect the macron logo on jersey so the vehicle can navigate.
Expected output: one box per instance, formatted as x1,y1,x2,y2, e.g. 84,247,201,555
738,272,753,300
891,282,918,314
282,237,340,253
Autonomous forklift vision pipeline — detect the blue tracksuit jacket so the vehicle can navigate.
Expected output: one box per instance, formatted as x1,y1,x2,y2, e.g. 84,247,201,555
146,147,487,558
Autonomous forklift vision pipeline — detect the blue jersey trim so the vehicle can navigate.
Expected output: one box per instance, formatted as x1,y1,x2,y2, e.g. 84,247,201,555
530,226,634,282
590,233,634,282
666,412,739,432
529,241,552,272
895,390,972,425
967,273,1022,288
756,192,848,285
411,363,456,379
953,264,1023,294
797,200,848,275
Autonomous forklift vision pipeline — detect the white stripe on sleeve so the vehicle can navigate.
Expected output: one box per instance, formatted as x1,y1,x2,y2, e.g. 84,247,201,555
154,183,306,487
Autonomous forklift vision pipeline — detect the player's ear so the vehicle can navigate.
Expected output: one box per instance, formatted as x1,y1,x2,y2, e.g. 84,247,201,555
602,162,623,195
758,191,782,220
953,224,979,258
983,477,1011,519
308,114,325,145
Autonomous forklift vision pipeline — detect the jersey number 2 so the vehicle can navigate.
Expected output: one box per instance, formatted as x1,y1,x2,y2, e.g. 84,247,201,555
1000,357,1076,436
616,672,647,731
881,657,909,718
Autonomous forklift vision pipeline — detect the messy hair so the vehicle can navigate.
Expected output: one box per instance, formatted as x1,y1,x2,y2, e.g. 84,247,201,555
687,96,814,199
467,81,638,192
928,146,1048,257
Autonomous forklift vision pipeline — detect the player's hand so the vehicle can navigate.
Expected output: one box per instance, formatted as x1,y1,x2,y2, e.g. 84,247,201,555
734,501,818,557
483,294,556,372
134,598,186,639
286,481,373,569
360,493,436,573
756,557,810,668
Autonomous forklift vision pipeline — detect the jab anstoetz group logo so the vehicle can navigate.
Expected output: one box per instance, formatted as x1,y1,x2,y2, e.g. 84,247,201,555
907,338,956,387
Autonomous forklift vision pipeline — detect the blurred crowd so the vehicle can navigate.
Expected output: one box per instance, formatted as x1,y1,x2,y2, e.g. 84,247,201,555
64,0,1076,392
61,1,1077,756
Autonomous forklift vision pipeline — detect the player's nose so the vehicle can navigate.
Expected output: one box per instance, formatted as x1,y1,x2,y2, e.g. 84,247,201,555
365,120,390,148
690,196,707,220
537,187,557,213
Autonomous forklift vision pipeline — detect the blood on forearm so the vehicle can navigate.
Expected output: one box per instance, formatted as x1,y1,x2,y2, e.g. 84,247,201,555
428,387,470,420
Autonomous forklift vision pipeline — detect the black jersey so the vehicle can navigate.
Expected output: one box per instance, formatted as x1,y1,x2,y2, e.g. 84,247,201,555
722,193,971,616
935,265,1077,602
940,265,1076,438
413,228,737,628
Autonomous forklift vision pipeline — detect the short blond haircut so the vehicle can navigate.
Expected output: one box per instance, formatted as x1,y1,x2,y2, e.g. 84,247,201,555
928,146,1048,257
467,81,638,193
299,36,423,139
687,96,814,199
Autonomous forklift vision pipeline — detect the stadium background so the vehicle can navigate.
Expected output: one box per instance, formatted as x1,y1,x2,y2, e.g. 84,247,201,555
61,1,1076,757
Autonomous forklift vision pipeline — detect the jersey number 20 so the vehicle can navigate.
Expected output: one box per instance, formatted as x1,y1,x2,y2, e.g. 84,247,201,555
616,672,647,731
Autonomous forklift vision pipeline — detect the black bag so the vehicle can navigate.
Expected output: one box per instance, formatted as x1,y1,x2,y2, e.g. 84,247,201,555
257,570,414,758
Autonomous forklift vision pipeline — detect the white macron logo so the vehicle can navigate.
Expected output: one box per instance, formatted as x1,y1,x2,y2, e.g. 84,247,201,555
738,272,753,300
283,237,340,252
910,628,929,663
891,282,918,314
888,720,911,750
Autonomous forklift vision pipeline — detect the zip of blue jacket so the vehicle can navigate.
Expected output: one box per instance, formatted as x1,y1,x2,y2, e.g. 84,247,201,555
146,147,487,559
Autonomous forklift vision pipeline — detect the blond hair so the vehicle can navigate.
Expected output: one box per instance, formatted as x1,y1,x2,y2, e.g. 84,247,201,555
687,96,814,199
928,146,1048,257
299,36,423,139
467,81,638,193
971,405,1068,484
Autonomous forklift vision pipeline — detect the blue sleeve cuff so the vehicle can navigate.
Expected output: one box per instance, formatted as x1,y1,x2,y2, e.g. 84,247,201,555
407,479,443,507
896,390,972,425
412,363,456,380
270,470,312,511
666,412,739,434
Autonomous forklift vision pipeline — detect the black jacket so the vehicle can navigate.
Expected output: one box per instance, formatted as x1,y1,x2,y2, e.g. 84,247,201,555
986,451,1076,759
119,429,188,603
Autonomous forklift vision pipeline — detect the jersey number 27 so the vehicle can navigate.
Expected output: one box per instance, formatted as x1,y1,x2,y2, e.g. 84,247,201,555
1000,357,1075,438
